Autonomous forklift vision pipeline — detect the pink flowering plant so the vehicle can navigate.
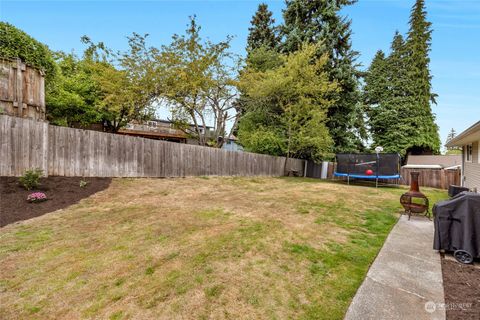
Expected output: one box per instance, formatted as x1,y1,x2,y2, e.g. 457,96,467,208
27,192,47,203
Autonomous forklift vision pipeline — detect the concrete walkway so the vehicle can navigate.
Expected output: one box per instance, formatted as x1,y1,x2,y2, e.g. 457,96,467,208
344,215,445,320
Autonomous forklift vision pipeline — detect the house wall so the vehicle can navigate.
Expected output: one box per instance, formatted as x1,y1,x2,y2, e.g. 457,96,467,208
463,141,480,192
222,140,244,152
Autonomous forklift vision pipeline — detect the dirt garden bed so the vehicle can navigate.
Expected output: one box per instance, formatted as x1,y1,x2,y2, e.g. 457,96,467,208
0,176,111,227
441,255,480,320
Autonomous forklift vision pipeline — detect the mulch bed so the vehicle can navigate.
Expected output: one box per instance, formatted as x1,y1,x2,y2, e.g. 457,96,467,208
441,254,480,320
0,176,111,227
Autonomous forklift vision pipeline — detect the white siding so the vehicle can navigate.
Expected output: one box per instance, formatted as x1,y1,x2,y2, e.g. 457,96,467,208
464,141,480,192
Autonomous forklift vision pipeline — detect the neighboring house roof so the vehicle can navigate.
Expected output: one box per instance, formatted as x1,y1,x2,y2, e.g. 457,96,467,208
406,155,462,168
446,121,480,147
227,134,238,141
117,128,187,140
403,164,443,169
150,119,214,130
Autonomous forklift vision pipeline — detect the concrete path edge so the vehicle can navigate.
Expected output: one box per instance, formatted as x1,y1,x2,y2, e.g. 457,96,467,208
344,215,445,320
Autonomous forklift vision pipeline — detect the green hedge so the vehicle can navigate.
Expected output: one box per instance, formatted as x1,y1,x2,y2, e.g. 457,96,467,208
0,21,56,82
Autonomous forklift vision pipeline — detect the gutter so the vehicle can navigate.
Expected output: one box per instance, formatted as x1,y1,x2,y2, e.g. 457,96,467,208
402,164,443,169
446,121,480,147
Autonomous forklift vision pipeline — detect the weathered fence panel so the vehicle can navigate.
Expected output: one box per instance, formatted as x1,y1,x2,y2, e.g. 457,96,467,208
400,167,460,189
0,115,48,176
1,115,304,177
0,59,46,120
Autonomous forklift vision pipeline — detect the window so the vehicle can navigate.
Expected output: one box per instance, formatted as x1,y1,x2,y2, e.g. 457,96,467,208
478,141,480,164
466,144,473,162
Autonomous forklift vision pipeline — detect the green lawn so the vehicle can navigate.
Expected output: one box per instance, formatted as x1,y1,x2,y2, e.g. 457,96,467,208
0,177,447,319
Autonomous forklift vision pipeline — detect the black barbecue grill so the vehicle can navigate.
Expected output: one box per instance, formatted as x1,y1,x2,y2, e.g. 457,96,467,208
433,192,480,264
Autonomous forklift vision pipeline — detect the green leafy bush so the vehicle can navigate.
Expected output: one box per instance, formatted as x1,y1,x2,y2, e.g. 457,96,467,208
0,22,56,82
79,179,88,188
19,169,43,190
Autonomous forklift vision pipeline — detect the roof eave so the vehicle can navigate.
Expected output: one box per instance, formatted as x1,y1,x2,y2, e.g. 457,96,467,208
446,121,480,147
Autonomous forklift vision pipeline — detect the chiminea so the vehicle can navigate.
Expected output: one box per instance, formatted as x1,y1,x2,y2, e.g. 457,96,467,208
400,171,430,220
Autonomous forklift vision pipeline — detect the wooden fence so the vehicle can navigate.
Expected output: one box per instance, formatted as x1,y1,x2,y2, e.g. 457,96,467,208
399,167,461,190
0,59,46,120
0,115,305,177
306,161,461,189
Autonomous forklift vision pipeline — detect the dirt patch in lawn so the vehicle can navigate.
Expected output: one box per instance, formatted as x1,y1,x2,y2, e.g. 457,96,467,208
0,176,111,227
441,255,480,320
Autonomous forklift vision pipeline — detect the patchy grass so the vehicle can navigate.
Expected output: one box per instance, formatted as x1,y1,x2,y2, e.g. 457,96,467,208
0,177,447,319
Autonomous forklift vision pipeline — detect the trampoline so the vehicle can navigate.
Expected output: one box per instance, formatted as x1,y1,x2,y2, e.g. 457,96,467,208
333,153,401,187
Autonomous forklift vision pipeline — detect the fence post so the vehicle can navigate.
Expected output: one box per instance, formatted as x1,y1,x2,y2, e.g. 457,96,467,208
42,121,49,177
440,169,447,189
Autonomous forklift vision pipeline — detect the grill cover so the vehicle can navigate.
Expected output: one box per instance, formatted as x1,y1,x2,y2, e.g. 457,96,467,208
433,192,480,257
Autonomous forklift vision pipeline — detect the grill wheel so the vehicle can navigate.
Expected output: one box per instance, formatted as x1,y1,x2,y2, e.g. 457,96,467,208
454,250,474,264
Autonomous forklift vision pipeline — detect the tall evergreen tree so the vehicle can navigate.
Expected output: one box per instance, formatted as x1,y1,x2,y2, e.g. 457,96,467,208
364,0,441,157
236,4,280,136
364,50,388,147
366,33,418,154
446,128,456,144
246,3,278,53
363,50,388,107
445,128,461,154
404,0,440,154
280,0,365,153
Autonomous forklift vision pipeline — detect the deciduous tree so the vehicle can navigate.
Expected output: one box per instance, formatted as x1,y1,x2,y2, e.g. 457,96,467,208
159,17,239,147
48,34,159,132
238,44,338,166
46,52,103,127
79,34,159,132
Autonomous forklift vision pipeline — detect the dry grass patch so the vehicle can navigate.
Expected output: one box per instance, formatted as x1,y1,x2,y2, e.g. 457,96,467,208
0,177,446,319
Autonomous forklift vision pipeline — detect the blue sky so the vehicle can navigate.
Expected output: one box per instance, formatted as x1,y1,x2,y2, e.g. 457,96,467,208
1,0,478,150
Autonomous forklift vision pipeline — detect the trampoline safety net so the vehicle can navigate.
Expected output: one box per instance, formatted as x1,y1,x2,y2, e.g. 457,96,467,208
335,153,400,179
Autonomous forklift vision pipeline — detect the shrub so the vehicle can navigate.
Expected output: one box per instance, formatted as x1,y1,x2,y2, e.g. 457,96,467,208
0,22,56,83
19,169,43,190
27,192,47,203
79,179,88,188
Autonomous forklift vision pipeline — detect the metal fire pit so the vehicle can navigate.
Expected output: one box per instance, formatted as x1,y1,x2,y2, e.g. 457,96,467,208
400,171,429,219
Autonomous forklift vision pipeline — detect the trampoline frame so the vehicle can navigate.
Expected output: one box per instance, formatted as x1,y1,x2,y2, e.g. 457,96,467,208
333,153,401,188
